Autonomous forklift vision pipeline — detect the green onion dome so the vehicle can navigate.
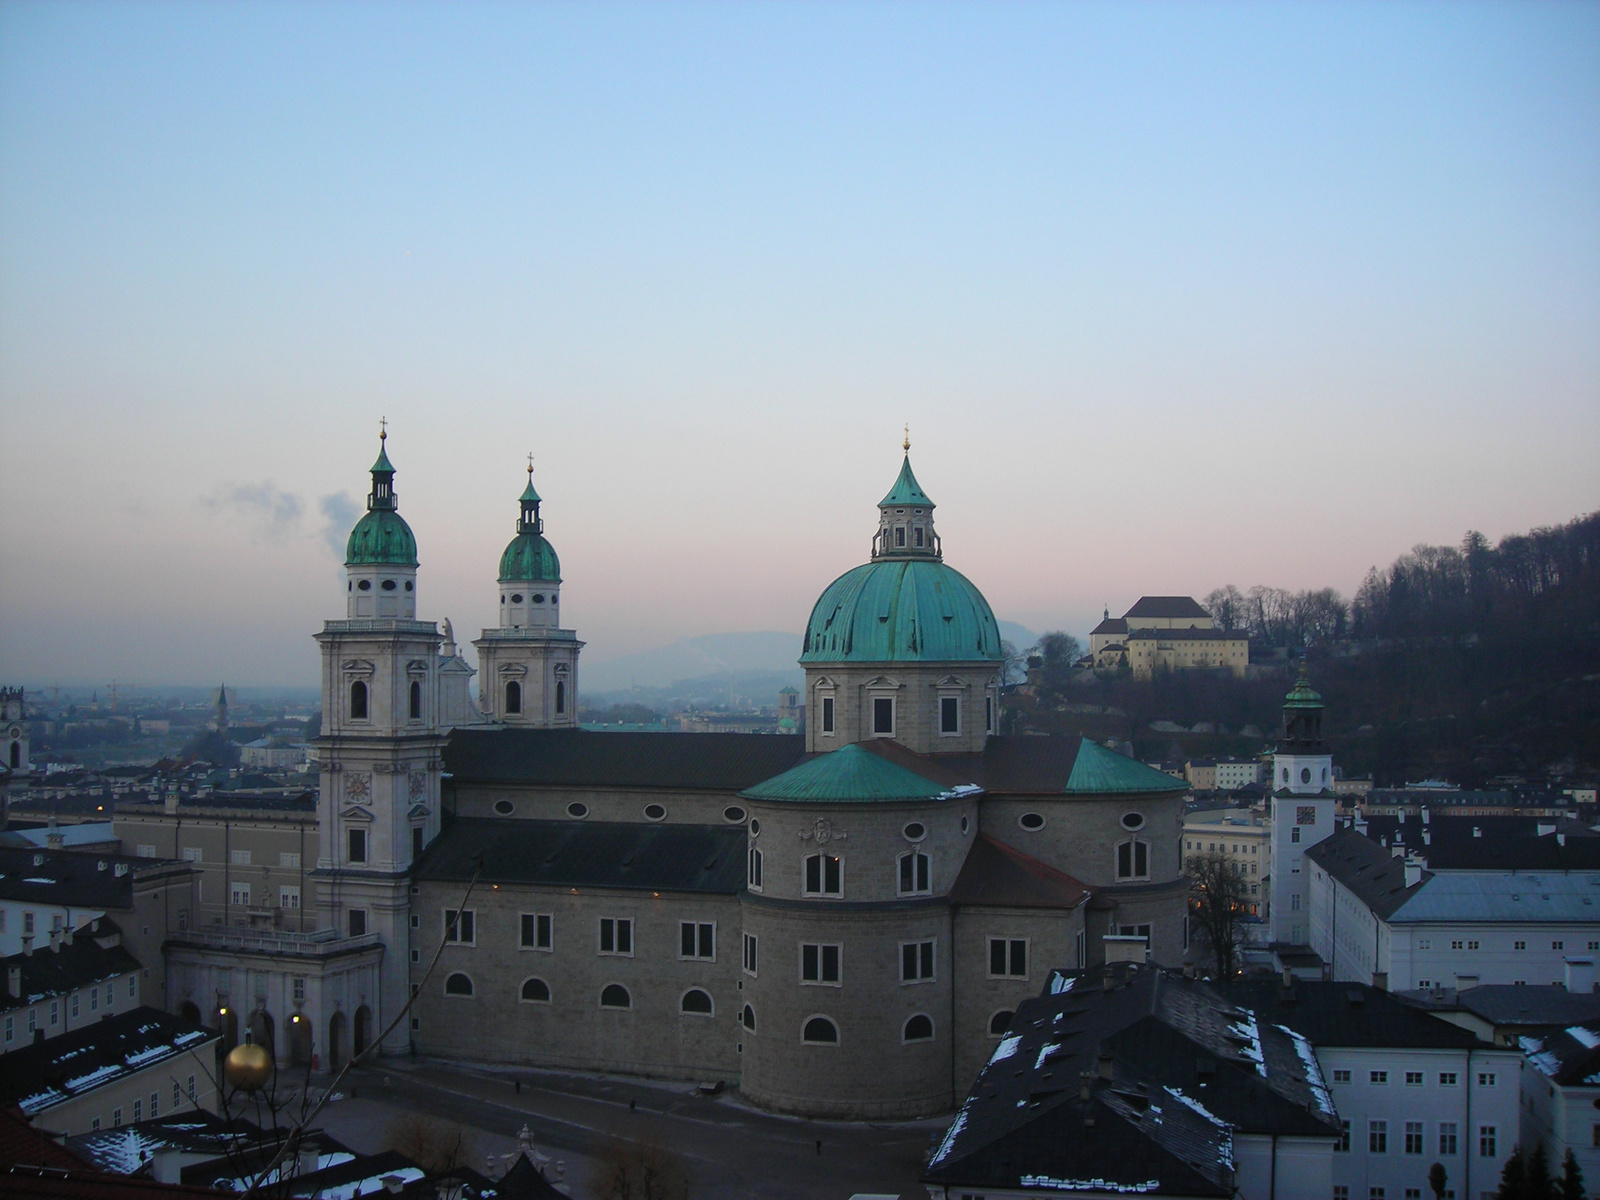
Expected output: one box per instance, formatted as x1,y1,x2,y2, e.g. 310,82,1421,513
801,559,1004,664
346,509,419,566
499,533,561,582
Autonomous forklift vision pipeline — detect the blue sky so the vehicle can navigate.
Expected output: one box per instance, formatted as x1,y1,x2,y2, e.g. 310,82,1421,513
2,1,1596,685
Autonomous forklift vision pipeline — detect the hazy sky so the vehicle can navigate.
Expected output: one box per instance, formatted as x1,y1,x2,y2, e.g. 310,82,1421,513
2,1,1596,688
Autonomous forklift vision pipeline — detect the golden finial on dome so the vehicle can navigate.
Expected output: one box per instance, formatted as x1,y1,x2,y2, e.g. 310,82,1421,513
379,415,387,442
903,424,911,454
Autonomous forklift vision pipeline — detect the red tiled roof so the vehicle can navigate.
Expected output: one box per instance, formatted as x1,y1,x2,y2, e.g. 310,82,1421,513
949,835,1092,909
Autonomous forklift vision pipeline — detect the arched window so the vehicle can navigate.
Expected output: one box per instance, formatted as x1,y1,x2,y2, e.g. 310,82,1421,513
444,973,473,997
349,680,368,720
747,847,763,890
802,853,842,897
680,989,713,1015
409,681,422,720
903,1014,934,1042
505,681,522,714
1116,839,1150,881
989,1009,1014,1036
600,984,631,1009
897,851,930,895
520,978,550,1003
740,1004,756,1032
802,1016,838,1044
555,680,566,714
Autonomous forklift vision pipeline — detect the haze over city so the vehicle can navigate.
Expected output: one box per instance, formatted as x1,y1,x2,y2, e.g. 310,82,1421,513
2,1,1596,686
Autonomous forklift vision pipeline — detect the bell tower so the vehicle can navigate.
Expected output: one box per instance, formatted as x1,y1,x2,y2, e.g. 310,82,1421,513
474,459,584,726
1269,669,1337,946
311,426,445,1053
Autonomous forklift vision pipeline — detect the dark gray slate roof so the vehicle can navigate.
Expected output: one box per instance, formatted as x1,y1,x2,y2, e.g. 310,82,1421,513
927,964,1338,1194
1303,827,1427,919
1521,1023,1600,1087
0,848,181,910
0,1007,216,1115
1125,596,1212,621
1226,979,1484,1049
443,729,805,791
0,917,141,1009
415,818,746,894
1399,984,1600,1029
1360,814,1600,872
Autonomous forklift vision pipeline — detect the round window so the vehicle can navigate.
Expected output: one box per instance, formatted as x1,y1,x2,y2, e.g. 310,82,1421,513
1121,812,1145,831
643,803,666,821
358,580,372,591
567,802,589,819
1300,767,1312,785
493,800,514,816
749,818,760,837
511,594,524,604
532,594,545,603
1019,812,1045,831
960,816,970,835
381,579,397,591
723,806,747,823
903,822,926,842
405,581,413,591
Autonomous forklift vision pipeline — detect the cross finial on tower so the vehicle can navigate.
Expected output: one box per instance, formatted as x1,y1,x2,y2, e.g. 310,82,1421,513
527,452,534,478
903,424,911,453
380,416,387,442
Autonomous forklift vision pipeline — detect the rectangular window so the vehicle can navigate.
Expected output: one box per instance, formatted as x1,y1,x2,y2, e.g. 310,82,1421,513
1336,1120,1350,1153
803,853,843,897
1477,1073,1496,1087
49,1000,58,1027
128,976,136,999
1405,1071,1423,1086
136,843,156,858
1440,1123,1458,1156
748,847,763,889
743,933,758,976
113,1108,122,1127
801,942,841,984
90,988,98,1012
1116,841,1149,880
279,886,300,909
444,909,476,944
521,913,552,950
70,993,78,1019
347,828,367,864
182,846,202,862
1370,1120,1388,1154
173,1081,181,1109
2,1015,10,1044
150,1091,158,1118
230,849,251,865
898,852,931,895
27,1010,35,1033
901,940,936,982
1406,1122,1424,1154
188,1075,196,1101
988,938,1028,978
1370,1071,1388,1085
279,851,302,868
985,695,994,733
1439,1072,1458,1086
1515,940,1526,950
292,977,306,1003
1335,1189,1350,1200
1332,1069,1351,1083
1370,1190,1386,1200
1554,941,1566,950
348,909,367,936
680,922,715,960
940,696,959,734
230,882,251,906
133,1099,141,1122
1479,1126,1496,1158
599,918,633,956
872,696,894,735
821,696,835,735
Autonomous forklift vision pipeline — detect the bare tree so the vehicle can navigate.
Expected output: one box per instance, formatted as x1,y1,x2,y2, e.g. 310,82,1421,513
1187,850,1252,980
596,1138,690,1200
383,1113,477,1175
1203,586,1246,631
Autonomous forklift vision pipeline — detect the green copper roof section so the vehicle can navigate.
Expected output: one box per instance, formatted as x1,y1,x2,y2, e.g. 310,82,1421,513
880,455,934,507
346,509,418,566
371,443,395,474
520,477,542,504
801,559,1003,663
1283,671,1324,710
499,533,561,582
1063,738,1187,795
741,743,973,803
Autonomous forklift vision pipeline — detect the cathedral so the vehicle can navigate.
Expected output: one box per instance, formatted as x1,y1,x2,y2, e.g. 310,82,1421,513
289,431,1191,1118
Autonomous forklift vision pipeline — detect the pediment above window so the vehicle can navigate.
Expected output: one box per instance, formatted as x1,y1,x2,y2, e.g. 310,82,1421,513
498,663,529,677
405,659,430,674
812,675,837,690
340,805,375,822
864,676,901,691
340,659,375,674
936,675,968,689
407,803,430,820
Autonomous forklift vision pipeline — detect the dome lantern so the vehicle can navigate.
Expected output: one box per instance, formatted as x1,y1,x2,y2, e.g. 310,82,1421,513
872,431,941,561
343,423,420,618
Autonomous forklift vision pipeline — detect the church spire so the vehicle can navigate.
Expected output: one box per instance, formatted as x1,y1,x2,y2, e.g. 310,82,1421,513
872,436,940,560
518,453,542,535
368,419,397,511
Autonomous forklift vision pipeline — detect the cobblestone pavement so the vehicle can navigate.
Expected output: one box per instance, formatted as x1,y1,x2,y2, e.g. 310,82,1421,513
299,1058,945,1200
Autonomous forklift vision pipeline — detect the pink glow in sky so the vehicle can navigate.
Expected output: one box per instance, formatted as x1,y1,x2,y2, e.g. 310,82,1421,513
1,2,1596,686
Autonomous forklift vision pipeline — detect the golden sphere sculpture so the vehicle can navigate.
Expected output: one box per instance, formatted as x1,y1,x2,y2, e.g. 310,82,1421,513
224,1041,272,1092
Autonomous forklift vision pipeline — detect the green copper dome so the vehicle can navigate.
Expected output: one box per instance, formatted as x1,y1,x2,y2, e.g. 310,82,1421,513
499,533,561,582
801,559,1003,664
346,509,418,566
742,743,967,803
1283,670,1324,710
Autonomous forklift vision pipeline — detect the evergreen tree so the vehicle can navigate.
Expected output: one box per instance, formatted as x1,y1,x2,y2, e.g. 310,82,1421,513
1560,1150,1585,1200
1500,1147,1528,1200
1530,1144,1554,1200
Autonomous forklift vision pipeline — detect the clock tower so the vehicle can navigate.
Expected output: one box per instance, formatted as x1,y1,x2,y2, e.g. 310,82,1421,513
1268,670,1337,946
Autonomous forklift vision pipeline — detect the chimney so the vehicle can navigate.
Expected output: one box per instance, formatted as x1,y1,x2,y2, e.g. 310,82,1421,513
1565,957,1597,995
6,965,19,995
297,1143,321,1177
164,788,179,815
151,1150,183,1184
1391,845,1404,858
1103,935,1148,965
1097,1050,1114,1081
1404,857,1423,888
48,928,61,953
1079,1070,1093,1101
1423,830,1432,846
1372,972,1388,992
46,827,63,851
1472,826,1482,838
1422,807,1431,825
22,935,33,956
63,925,73,946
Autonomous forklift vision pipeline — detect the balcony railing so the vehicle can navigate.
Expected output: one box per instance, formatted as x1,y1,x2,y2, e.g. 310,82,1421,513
168,926,383,957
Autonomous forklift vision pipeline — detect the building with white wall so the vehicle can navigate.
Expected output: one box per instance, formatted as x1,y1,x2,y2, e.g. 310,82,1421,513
1269,673,1338,946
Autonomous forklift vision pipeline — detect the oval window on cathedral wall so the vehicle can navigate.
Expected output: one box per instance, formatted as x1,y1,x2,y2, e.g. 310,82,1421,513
567,802,589,819
643,803,666,821
1019,812,1045,831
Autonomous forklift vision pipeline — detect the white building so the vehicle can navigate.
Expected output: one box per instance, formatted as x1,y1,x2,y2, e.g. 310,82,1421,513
1520,1019,1600,1186
1269,672,1338,946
